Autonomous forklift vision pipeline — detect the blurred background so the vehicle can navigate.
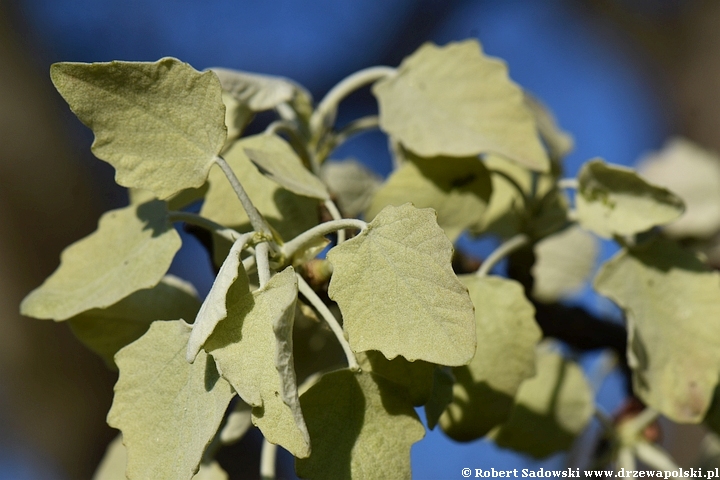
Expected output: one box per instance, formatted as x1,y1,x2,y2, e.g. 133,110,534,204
1,0,719,478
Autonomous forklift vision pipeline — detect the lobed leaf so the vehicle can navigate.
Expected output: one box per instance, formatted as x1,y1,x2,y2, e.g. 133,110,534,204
295,369,425,480
366,151,492,241
594,239,720,422
491,347,593,458
107,321,234,480
575,159,684,238
70,275,200,369
373,40,549,172
205,268,310,458
320,159,382,217
51,58,226,199
424,368,455,430
440,276,541,441
531,225,598,303
637,137,720,238
327,203,476,366
524,93,573,161
21,200,180,321
243,135,329,200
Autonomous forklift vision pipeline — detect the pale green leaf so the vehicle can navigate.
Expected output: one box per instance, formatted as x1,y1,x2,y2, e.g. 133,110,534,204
637,137,720,238
221,91,252,145
327,203,476,366
440,276,541,441
576,159,684,238
524,93,573,160
70,275,200,369
697,432,720,470
373,40,549,172
93,435,227,480
357,350,436,406
51,58,226,199
219,400,252,445
320,159,382,217
21,200,181,321
211,68,310,112
243,135,329,200
424,368,455,430
531,225,598,302
491,347,593,458
107,320,234,480
93,435,126,480
594,239,720,422
295,369,425,480
187,233,253,362
366,151,492,241
206,267,310,458
200,134,319,243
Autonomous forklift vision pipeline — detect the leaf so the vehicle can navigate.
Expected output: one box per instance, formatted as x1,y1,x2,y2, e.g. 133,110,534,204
107,320,234,480
21,200,181,321
211,67,311,112
320,159,382,217
200,134,319,243
51,58,226,199
327,203,476,366
373,40,549,172
576,159,685,238
524,93,573,160
440,276,541,441
490,347,593,458
93,435,227,480
637,137,720,238
187,233,254,362
205,267,310,458
295,369,425,480
366,151,492,241
594,239,720,422
69,275,200,369
424,368,455,430
219,400,252,445
531,225,598,302
243,135,329,200
221,91,253,145
357,350,436,406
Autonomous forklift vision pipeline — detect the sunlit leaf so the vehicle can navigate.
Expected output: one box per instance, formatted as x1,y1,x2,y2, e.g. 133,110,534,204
93,435,228,480
187,233,254,362
243,135,329,200
70,275,200,369
357,350,436,406
221,91,252,146
327,203,476,366
440,276,541,441
206,268,310,458
107,321,234,480
21,200,180,321
531,225,598,302
637,137,720,238
295,369,424,480
576,159,684,238
211,68,310,112
201,134,319,243
320,159,382,217
373,40,548,172
51,58,226,199
366,151,492,241
490,347,593,458
594,239,720,422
